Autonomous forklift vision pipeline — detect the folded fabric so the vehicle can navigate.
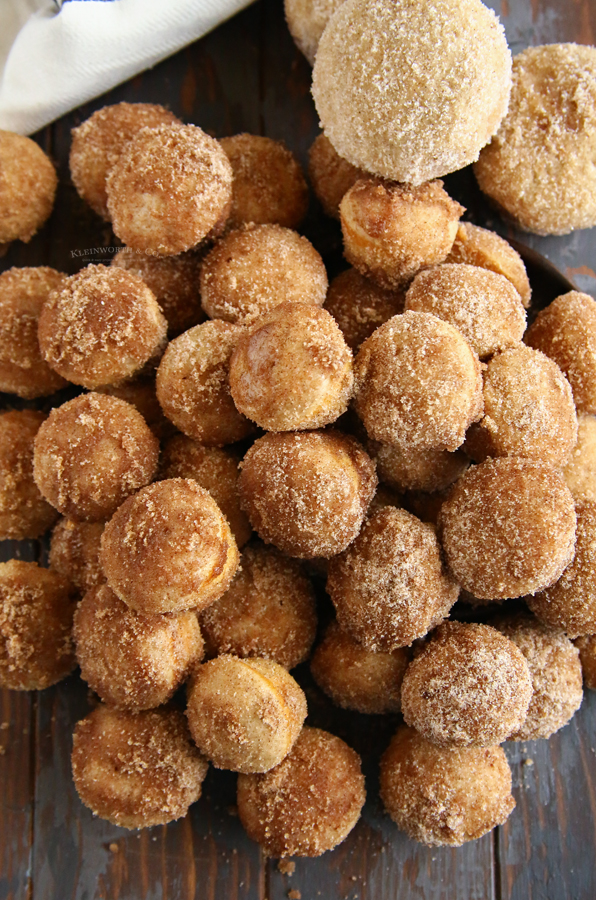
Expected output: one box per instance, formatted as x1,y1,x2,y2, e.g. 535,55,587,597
0,0,256,136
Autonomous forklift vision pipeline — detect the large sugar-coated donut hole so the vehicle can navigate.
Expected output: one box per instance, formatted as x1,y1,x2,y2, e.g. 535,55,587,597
324,268,404,351
446,222,531,307
308,133,364,219
563,414,596,502
0,130,57,244
49,518,105,594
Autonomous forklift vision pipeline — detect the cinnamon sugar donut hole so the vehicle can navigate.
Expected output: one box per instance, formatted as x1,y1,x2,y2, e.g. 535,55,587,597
354,311,483,450
74,583,204,710
311,620,410,714
111,247,205,337
238,431,377,558
563,414,596,502
284,0,345,65
0,267,68,398
340,179,464,289
186,655,306,773
160,435,251,548
446,223,531,307
70,103,181,220
229,302,353,432
238,726,365,857
308,133,363,219
371,441,468,494
0,131,57,244
72,705,208,829
465,346,578,465
0,560,76,690
405,264,526,360
38,264,167,389
0,411,58,540
97,377,174,441
106,124,233,255
100,479,239,615
324,268,404,351
156,321,255,446
49,518,105,594
200,225,327,325
327,507,458,652
220,134,309,229
526,291,596,414
200,543,316,669
574,635,596,689
441,458,576,600
33,393,159,522
401,622,533,747
380,726,515,847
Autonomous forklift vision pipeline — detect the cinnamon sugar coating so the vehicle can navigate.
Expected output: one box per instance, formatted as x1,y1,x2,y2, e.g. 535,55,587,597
340,179,464,289
0,267,68,398
475,44,596,235
220,134,309,229
311,619,410,714
74,583,204,710
574,634,596,690
238,431,377,559
0,130,57,244
0,411,58,540
446,223,531,307
100,479,239,615
229,302,353,432
71,704,208,829
370,441,468,494
200,225,327,325
401,622,533,747
156,320,255,446
308,133,363,219
284,0,345,65
353,311,483,450
49,518,105,594
187,655,306,773
525,291,596,414
440,458,576,600
312,0,511,184
324,268,404,351
106,123,233,255
405,264,526,360
97,377,174,441
563,414,596,502
0,560,76,690
70,103,181,220
201,543,316,669
380,726,515,846
237,726,365,857
38,264,167,389
327,507,458,652
33,393,159,522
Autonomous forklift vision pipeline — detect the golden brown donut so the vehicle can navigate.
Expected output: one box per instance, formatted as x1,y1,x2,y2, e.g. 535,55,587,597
405,264,526,359
106,124,233,255
563,414,596,502
200,543,316,669
0,410,58,540
49,518,105,594
38,264,167,389
310,620,410,714
323,267,404,351
465,346,578,466
200,224,327,325
284,0,345,65
525,291,596,414
220,134,309,229
370,441,468,494
440,457,577,600
69,102,181,220
229,302,353,432
237,726,365,857
74,583,204,710
0,130,57,244
380,725,515,846
475,44,596,235
401,622,533,747
33,393,159,522
186,655,306,772
327,507,458,651
308,133,364,219
0,560,76,690
238,431,377,558
574,635,596,690
159,434,251,548
100,478,239,615
0,267,68,398
353,311,483,450
156,320,255,446
446,222,531,307
71,704,208,828
340,179,464,289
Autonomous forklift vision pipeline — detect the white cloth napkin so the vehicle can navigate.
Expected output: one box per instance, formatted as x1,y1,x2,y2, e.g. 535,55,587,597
0,0,256,135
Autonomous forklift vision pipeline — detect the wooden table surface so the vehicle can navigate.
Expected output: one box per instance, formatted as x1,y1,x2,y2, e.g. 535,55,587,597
2,1,596,898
